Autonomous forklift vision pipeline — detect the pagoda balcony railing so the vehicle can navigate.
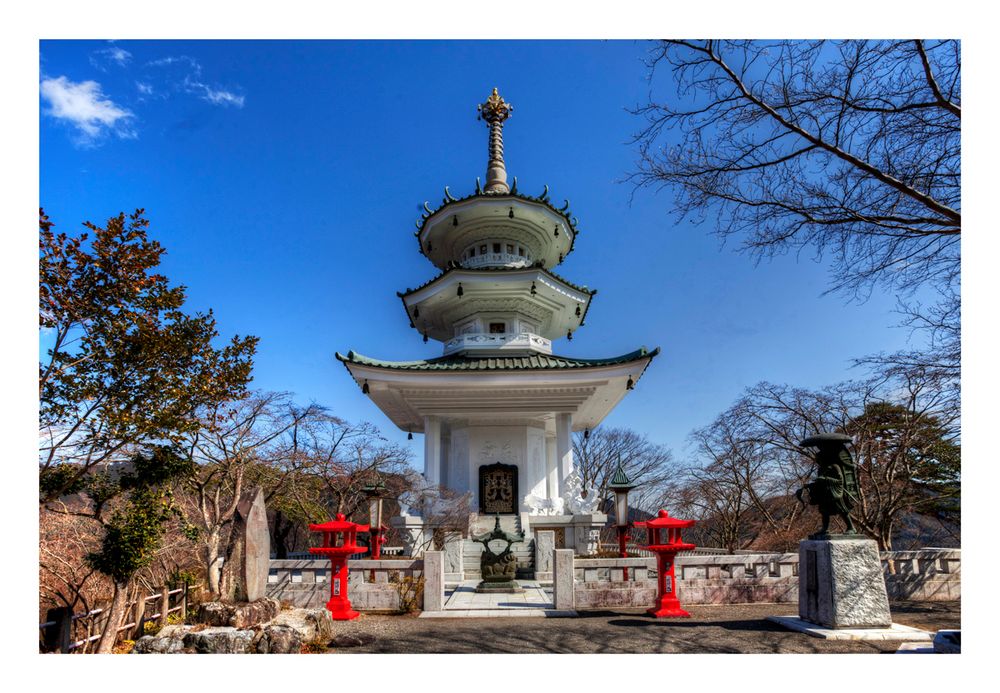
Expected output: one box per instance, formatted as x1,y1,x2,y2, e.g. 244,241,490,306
460,253,532,269
443,331,552,356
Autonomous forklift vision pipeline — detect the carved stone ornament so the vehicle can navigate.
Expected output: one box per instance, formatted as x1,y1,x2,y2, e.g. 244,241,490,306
561,469,600,514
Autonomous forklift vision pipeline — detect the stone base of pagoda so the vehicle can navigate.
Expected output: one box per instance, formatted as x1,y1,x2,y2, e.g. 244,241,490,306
528,513,607,557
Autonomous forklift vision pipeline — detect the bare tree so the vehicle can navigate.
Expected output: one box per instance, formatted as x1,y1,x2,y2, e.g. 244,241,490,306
631,40,961,398
178,392,321,596
573,426,679,515
296,416,413,522
680,373,959,551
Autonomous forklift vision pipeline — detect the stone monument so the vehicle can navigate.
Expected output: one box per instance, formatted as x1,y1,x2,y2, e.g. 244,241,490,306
795,434,891,629
219,487,271,603
471,514,525,593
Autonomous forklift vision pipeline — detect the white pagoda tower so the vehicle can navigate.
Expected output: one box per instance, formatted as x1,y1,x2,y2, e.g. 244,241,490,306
337,89,658,558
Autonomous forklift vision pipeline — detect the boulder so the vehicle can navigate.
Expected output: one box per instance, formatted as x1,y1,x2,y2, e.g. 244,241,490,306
182,627,255,654
132,634,188,654
269,607,335,643
252,625,303,654
195,598,280,629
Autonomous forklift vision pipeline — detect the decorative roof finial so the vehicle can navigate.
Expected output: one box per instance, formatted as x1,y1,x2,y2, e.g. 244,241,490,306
477,87,513,195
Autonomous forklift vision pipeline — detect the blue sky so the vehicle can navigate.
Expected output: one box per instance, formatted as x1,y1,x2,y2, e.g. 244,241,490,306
39,39,937,461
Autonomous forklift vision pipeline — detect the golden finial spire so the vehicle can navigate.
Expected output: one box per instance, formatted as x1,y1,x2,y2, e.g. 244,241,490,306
477,88,514,194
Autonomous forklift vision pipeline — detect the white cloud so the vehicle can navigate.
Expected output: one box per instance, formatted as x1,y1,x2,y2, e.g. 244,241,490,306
184,78,245,108
146,55,202,75
90,44,132,70
136,81,154,95
40,76,134,144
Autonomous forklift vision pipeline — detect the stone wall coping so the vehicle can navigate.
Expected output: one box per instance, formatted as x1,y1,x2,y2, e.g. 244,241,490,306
676,553,798,565
270,558,422,569
269,559,330,569
349,559,423,569
529,514,607,527
882,549,961,559
575,557,656,568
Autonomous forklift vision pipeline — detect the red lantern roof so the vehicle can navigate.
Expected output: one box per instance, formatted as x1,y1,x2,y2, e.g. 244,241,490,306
635,509,695,530
309,512,370,534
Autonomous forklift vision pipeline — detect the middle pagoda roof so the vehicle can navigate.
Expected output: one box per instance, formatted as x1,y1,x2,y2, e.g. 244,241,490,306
397,264,595,346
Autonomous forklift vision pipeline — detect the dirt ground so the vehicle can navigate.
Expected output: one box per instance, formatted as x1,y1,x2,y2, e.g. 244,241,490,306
315,601,960,654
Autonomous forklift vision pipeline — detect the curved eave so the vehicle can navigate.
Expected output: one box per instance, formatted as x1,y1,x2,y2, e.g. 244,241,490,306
335,346,659,372
335,347,660,432
395,266,596,341
397,265,596,301
414,186,580,264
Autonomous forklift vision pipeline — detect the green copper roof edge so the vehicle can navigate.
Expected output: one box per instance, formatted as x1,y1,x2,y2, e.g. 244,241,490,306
335,346,660,372
413,187,580,262
396,265,596,300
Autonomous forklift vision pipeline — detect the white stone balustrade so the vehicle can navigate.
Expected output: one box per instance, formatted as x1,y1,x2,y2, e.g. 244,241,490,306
550,548,961,610
443,331,552,355
461,252,531,269
267,558,424,612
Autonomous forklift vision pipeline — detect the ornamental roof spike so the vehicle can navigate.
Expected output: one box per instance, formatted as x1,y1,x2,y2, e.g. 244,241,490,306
477,87,514,195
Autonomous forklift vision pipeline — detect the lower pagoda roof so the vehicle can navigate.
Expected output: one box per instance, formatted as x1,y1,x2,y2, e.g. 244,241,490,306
336,347,658,372
335,347,660,433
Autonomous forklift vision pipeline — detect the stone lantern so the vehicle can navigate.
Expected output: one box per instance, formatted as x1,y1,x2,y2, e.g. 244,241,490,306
635,509,697,618
361,468,387,559
608,456,635,558
309,514,369,620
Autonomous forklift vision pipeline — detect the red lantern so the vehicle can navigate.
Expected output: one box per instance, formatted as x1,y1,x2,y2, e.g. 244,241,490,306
309,513,369,620
634,509,696,618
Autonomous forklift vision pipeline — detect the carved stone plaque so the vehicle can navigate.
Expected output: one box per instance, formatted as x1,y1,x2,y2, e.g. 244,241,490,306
479,462,517,514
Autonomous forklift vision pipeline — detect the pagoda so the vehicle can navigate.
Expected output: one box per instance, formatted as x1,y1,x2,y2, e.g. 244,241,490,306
336,89,659,557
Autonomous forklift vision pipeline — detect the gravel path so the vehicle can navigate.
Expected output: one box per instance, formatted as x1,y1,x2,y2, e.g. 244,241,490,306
315,601,959,654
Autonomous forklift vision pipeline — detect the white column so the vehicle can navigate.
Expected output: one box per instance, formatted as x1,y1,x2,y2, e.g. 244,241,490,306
555,412,573,496
424,416,441,487
527,427,547,499
545,435,559,501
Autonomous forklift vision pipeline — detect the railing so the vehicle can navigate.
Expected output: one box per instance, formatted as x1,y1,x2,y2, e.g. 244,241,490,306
563,548,960,607
39,583,189,653
443,332,553,356
461,253,531,269
267,558,424,612
284,546,404,561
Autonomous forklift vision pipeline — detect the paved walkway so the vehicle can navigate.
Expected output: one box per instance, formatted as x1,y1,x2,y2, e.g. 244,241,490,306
418,580,576,618
324,601,960,653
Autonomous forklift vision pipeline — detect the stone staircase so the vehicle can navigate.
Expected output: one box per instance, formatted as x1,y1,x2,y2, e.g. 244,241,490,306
463,514,535,581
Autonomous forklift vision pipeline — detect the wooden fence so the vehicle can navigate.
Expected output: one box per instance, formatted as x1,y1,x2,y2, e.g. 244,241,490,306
39,583,190,653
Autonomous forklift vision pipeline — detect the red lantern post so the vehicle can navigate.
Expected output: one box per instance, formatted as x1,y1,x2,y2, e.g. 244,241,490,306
635,509,697,618
309,513,369,620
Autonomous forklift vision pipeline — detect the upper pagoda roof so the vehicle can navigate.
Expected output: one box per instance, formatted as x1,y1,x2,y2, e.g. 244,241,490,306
336,347,659,372
414,185,580,267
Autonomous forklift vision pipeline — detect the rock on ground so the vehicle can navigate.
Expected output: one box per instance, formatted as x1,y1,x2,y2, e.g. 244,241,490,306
252,625,303,654
183,627,256,654
195,599,280,629
269,608,335,643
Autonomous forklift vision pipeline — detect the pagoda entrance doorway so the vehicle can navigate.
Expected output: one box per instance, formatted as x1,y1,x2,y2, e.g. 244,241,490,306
478,462,518,514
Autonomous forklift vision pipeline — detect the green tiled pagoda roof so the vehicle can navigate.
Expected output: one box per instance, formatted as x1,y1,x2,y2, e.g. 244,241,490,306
396,265,597,299
414,182,581,260
336,347,660,372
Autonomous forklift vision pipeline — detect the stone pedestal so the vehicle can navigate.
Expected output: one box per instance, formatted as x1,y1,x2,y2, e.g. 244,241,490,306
799,538,891,629
553,549,575,610
391,515,431,556
534,530,555,581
